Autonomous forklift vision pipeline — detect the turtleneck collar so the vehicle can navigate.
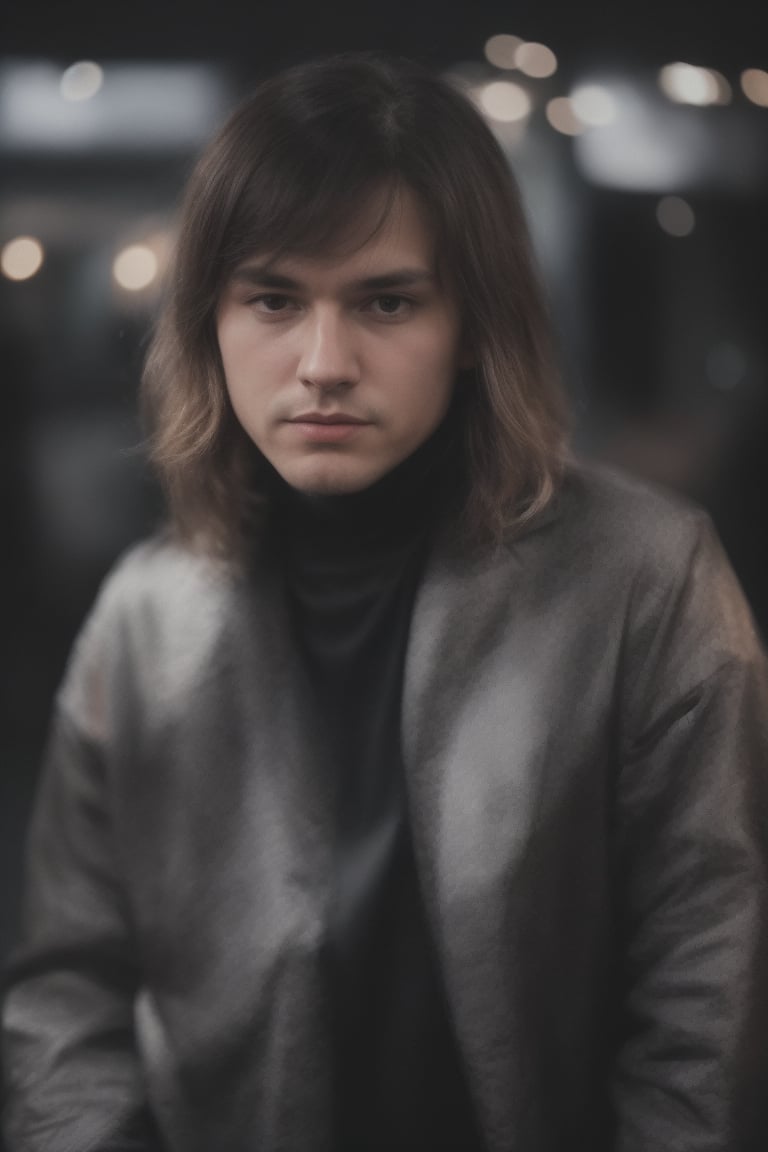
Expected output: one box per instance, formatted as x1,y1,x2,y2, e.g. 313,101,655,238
267,401,466,560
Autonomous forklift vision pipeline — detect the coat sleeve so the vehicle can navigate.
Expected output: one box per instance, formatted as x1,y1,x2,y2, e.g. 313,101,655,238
2,594,163,1152
613,512,768,1151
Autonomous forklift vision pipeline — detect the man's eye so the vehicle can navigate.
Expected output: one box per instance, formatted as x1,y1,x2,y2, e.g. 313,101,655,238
370,295,411,317
252,294,293,312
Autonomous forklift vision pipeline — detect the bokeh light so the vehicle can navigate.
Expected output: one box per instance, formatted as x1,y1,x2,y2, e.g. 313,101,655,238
711,72,732,104
659,63,721,106
112,244,159,291
545,97,585,136
60,61,104,102
656,196,695,236
479,81,531,122
484,34,523,70
741,68,768,107
1,236,45,281
515,42,558,80
570,85,618,126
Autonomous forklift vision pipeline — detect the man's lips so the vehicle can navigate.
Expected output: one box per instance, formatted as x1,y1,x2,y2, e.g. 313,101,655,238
285,413,371,442
287,413,369,425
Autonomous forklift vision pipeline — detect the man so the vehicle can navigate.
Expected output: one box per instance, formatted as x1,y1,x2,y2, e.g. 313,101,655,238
3,53,768,1152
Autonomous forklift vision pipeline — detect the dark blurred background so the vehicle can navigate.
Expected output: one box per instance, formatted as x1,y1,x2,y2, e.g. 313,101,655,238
2,0,767,966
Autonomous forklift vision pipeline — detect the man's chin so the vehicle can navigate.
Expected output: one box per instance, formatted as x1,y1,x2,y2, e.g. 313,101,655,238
279,462,386,497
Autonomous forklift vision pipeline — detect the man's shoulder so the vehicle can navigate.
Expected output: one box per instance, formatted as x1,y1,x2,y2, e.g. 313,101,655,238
540,461,759,673
71,533,244,672
455,457,729,633
560,457,704,535
96,533,231,617
546,458,710,574
435,458,710,594
57,535,253,726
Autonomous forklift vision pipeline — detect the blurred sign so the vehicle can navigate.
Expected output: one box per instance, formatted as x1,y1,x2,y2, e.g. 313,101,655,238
0,61,231,153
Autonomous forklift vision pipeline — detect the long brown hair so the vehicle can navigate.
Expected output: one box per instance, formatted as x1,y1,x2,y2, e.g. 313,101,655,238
142,52,567,556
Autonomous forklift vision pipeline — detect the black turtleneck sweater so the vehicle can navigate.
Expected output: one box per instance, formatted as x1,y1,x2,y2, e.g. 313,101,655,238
268,416,485,1152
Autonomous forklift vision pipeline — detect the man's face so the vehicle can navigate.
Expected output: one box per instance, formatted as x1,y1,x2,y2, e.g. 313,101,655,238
216,187,467,495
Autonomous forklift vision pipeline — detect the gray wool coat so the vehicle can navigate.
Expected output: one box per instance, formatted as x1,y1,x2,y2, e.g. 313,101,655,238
4,463,768,1152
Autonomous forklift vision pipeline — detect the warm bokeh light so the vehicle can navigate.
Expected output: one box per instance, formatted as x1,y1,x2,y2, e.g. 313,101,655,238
113,244,159,291
545,97,585,136
60,61,104,102
1,236,45,281
741,68,768,107
658,63,721,106
515,42,558,79
570,85,618,126
484,34,523,70
656,196,695,236
479,81,531,122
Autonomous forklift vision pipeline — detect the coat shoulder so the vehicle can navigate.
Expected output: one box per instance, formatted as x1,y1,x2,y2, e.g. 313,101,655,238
555,458,709,567
94,534,231,616
553,459,763,680
56,536,244,731
519,459,725,615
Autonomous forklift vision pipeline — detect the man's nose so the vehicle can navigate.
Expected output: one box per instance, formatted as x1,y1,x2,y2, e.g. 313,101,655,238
297,308,360,391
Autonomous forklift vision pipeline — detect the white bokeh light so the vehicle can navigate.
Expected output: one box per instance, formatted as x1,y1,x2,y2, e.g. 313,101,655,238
60,61,104,102
571,85,618,126
659,63,720,106
711,71,732,104
113,244,159,291
1,235,45,281
479,81,531,122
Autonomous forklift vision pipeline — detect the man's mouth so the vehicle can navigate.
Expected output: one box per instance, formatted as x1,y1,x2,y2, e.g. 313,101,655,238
286,413,371,442
288,413,369,425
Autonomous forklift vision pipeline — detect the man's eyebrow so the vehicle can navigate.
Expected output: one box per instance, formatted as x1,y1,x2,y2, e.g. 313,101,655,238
228,264,436,291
